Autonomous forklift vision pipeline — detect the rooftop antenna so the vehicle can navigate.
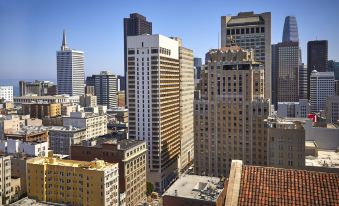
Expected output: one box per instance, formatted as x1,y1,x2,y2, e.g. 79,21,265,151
218,32,220,49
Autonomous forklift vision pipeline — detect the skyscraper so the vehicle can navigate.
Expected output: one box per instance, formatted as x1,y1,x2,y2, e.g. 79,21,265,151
276,42,301,103
127,34,181,193
90,71,117,109
282,16,299,43
194,45,270,177
171,37,195,172
221,12,271,98
57,31,85,96
123,13,152,105
307,40,328,97
310,70,335,112
299,63,308,99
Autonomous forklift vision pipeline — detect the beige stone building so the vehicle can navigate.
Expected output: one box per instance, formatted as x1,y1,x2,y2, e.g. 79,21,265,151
27,156,119,206
79,94,97,108
63,112,107,140
173,38,195,172
266,117,305,169
71,138,147,206
194,45,270,177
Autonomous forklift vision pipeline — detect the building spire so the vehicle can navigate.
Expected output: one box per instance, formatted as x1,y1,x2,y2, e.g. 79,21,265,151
61,29,68,51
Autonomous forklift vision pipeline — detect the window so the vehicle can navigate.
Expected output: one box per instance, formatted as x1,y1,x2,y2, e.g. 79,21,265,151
128,50,135,55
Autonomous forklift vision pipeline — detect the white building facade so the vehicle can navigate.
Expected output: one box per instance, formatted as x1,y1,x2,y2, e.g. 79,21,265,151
0,86,13,102
57,31,85,96
127,34,181,193
310,70,335,112
63,112,107,140
0,139,48,157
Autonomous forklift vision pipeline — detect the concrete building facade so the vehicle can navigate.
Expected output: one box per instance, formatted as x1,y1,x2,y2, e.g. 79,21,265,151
92,71,117,109
27,156,119,206
123,13,152,104
127,34,180,192
0,86,13,102
0,139,48,157
194,45,270,177
310,70,335,112
0,155,11,205
79,94,97,108
326,95,339,124
21,103,61,119
277,99,310,118
266,117,305,169
63,112,107,140
48,126,86,155
221,12,271,98
71,138,147,206
172,37,195,172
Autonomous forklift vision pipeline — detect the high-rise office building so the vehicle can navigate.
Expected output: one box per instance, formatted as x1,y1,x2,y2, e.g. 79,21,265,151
117,75,126,91
57,31,85,96
124,13,152,105
194,45,270,177
171,37,194,172
310,70,335,112
299,63,308,99
194,57,202,80
127,34,180,192
221,12,271,98
307,40,328,97
276,42,301,103
271,44,279,108
90,71,117,109
282,16,299,43
0,86,13,102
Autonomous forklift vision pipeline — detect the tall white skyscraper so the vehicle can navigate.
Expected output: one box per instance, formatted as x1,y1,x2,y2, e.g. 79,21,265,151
127,34,186,193
57,30,85,96
310,70,335,112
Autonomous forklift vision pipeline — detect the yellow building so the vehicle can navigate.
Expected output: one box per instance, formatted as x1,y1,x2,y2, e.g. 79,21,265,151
27,156,119,206
22,103,61,119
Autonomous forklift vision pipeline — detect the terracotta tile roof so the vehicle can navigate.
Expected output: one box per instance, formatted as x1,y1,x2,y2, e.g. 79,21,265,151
238,165,339,206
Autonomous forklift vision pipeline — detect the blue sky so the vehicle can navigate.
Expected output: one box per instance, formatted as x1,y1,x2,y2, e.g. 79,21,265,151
0,0,338,80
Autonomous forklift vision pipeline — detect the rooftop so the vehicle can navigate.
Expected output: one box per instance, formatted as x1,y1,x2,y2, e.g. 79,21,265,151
48,125,85,132
28,156,118,171
163,175,224,202
306,150,339,168
225,160,339,206
6,126,49,136
10,197,66,206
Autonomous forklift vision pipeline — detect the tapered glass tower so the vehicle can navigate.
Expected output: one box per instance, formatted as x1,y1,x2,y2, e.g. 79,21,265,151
282,16,299,43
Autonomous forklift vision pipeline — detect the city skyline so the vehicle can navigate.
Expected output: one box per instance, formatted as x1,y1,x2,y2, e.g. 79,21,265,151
1,0,339,80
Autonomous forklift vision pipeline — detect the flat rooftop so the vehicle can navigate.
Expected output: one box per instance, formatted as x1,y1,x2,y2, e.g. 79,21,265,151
29,157,118,171
163,175,224,202
306,150,339,168
10,197,66,206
